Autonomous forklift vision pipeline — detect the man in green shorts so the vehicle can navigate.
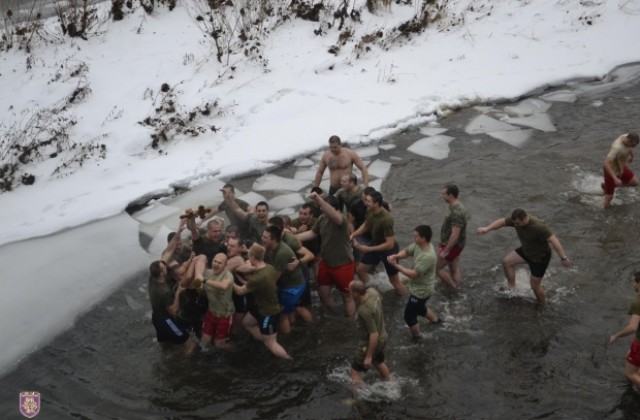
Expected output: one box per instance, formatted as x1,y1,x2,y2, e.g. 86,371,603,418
476,208,571,304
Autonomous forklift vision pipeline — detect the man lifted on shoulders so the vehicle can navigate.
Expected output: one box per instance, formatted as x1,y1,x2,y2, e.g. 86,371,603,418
313,135,369,196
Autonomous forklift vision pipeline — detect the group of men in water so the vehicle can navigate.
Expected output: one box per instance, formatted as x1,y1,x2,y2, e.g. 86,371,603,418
147,132,640,389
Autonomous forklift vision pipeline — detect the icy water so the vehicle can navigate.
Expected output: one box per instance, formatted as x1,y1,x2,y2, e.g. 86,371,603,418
2,67,640,419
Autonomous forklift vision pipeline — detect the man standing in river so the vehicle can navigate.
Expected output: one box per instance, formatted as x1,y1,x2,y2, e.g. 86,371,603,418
602,132,640,207
476,208,571,304
313,135,369,196
349,280,390,389
437,184,467,289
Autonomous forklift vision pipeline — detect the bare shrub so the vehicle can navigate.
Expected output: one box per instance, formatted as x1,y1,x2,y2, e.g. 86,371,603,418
0,0,46,52
54,0,105,39
0,60,100,191
139,83,221,151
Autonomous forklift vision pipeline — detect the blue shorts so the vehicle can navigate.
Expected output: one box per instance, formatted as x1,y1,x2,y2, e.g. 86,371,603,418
249,307,279,335
278,282,306,314
152,313,189,345
360,242,400,276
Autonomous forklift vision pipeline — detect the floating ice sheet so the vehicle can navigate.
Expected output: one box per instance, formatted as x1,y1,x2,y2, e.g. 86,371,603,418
268,193,305,210
419,126,449,136
487,129,534,148
294,158,314,167
503,114,556,132
465,115,519,134
378,144,396,151
367,159,392,179
293,167,317,181
253,174,310,192
353,145,379,158
591,100,604,107
238,191,267,205
504,98,551,116
369,178,383,192
473,105,495,113
407,135,455,160
132,202,181,224
276,207,297,216
540,90,577,103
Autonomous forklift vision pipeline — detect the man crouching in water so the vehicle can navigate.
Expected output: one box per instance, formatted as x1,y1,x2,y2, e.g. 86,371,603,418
148,260,196,356
233,244,292,360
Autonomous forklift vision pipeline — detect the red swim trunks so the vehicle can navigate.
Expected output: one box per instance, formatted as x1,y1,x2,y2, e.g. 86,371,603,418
317,260,355,293
438,243,464,262
603,166,635,195
627,338,640,367
202,310,232,341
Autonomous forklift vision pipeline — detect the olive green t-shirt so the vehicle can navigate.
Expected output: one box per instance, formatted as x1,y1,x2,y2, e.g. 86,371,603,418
247,214,267,243
313,213,353,267
405,243,436,299
245,265,280,316
365,208,394,245
440,203,468,248
204,269,234,317
217,198,250,231
505,215,552,263
355,288,388,347
282,231,302,253
266,241,304,287
335,186,364,212
629,295,640,341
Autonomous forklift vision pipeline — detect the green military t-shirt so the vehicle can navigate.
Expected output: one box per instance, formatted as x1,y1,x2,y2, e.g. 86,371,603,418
335,186,363,212
365,208,394,245
246,265,280,316
217,198,249,230
266,241,304,287
505,215,552,263
282,231,302,253
440,203,468,248
405,243,436,299
629,295,640,341
313,213,353,267
204,269,234,317
355,288,388,347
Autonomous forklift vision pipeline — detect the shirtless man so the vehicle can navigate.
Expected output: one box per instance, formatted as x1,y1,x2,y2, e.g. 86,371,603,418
603,132,640,207
313,135,369,195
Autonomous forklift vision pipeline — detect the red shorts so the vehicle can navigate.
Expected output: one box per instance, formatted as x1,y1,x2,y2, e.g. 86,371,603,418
626,338,640,367
202,310,232,341
317,259,355,293
603,166,635,195
439,243,464,262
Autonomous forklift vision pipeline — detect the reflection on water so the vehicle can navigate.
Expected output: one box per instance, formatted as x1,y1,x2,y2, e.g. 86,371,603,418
2,68,640,419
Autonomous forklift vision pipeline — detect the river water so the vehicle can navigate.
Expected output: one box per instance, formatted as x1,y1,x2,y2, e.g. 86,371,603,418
2,67,640,419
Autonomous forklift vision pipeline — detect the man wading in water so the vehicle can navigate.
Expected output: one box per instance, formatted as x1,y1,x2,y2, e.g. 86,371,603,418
602,132,640,207
313,135,369,196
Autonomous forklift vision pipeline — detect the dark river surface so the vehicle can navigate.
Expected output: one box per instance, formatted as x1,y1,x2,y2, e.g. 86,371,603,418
2,68,640,419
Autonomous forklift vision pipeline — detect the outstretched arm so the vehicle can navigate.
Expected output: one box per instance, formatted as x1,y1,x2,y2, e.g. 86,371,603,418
476,218,507,235
223,189,249,222
310,192,343,225
161,218,187,263
610,314,640,345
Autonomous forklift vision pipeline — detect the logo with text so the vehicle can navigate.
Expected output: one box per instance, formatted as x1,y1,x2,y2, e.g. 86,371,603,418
19,392,40,418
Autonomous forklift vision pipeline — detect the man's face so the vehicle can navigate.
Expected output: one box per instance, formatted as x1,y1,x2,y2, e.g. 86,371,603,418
207,223,223,241
226,238,240,257
212,254,227,273
299,208,312,224
261,231,274,249
329,142,341,155
363,194,374,210
624,135,638,148
340,175,350,189
256,205,269,221
441,189,452,204
413,230,421,244
512,216,529,227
